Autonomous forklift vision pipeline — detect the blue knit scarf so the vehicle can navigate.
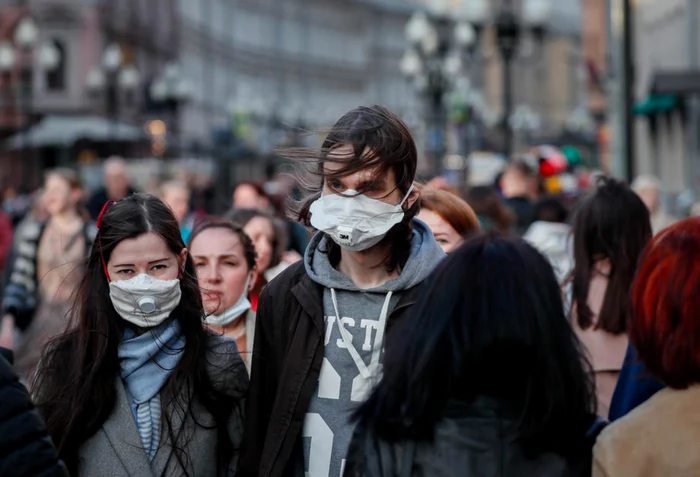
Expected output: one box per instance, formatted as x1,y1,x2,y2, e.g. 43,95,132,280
118,319,185,461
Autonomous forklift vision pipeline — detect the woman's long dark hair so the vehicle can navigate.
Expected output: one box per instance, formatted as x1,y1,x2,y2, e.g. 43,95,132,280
291,105,419,272
33,194,246,475
354,235,596,458
570,177,652,334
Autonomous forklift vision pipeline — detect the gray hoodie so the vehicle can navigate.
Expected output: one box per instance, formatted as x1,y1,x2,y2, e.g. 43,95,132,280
301,219,445,477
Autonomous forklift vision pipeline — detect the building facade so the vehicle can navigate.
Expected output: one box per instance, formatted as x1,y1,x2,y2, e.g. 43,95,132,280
176,0,421,178
631,0,700,202
0,0,178,189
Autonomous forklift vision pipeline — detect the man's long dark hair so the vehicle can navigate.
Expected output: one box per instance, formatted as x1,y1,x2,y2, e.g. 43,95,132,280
570,177,652,334
32,194,246,475
353,235,597,459
293,105,419,272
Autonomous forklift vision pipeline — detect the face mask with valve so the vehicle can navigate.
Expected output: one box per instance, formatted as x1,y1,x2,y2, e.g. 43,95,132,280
309,184,414,252
109,273,182,328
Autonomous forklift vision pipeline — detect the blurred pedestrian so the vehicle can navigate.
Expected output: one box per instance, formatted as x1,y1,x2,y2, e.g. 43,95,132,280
86,156,137,220
345,235,600,477
160,180,194,243
2,169,95,382
0,347,68,477
189,216,258,373
593,218,700,476
466,185,515,236
523,197,573,283
33,194,247,476
417,186,480,253
567,177,652,418
232,180,310,256
499,159,538,235
631,175,677,235
227,208,289,311
238,105,445,477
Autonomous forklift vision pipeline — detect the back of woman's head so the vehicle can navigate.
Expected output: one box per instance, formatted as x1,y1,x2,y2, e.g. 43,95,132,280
571,177,652,333
359,234,595,456
631,218,700,389
419,186,480,238
466,185,514,235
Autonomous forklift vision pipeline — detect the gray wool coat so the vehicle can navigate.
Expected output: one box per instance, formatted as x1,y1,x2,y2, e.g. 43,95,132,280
76,335,248,477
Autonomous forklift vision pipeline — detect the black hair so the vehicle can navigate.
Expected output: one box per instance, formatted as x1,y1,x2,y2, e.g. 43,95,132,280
534,197,569,223
33,194,246,475
570,177,652,333
354,234,597,458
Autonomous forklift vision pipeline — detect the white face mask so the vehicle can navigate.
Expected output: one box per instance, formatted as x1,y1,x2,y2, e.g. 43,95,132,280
203,274,252,327
109,273,182,328
309,184,414,252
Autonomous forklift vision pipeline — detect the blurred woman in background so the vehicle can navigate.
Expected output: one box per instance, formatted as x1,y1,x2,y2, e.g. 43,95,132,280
465,186,515,237
417,187,480,253
345,235,599,477
2,168,95,381
567,177,651,418
593,218,700,475
189,217,257,372
227,208,295,310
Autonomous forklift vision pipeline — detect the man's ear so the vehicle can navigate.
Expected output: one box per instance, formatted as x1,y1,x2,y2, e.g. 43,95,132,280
405,184,420,210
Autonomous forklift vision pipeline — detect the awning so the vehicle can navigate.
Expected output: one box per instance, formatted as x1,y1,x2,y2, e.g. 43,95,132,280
2,114,148,150
651,70,700,95
633,94,678,116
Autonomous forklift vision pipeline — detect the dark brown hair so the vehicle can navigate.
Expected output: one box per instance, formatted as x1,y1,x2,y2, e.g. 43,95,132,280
419,187,480,239
466,186,515,236
188,215,257,271
570,177,652,334
292,105,418,272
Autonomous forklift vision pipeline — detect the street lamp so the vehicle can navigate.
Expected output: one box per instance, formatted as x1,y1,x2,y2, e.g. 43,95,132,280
0,17,60,184
475,0,551,157
401,7,479,175
86,43,141,153
405,0,551,162
149,62,193,156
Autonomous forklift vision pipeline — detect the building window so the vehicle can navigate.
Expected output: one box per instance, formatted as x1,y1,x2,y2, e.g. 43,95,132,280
46,39,66,91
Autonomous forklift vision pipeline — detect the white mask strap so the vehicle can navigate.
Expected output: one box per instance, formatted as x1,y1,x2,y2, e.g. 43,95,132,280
398,184,415,207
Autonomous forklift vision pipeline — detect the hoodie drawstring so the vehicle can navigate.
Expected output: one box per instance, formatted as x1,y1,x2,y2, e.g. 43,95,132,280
330,288,393,380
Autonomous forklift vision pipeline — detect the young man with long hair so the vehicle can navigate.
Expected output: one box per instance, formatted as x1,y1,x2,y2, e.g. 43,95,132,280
238,105,445,477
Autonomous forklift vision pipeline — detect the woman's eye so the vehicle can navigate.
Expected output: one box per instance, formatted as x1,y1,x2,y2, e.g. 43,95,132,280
152,264,167,271
224,261,238,267
194,262,205,268
119,269,134,275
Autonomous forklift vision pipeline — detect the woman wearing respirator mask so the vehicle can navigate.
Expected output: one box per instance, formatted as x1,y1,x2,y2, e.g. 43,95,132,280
32,194,247,477
188,217,258,373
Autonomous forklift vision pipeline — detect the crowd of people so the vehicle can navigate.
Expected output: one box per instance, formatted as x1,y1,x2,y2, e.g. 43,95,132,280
0,104,694,476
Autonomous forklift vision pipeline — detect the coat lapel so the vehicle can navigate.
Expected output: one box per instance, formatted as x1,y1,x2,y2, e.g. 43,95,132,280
291,276,324,333
101,378,155,476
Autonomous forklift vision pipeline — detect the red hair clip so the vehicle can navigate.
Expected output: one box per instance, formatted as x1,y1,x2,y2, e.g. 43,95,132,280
97,200,116,281
97,200,116,229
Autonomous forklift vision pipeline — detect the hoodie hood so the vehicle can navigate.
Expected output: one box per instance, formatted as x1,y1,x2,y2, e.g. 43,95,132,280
523,220,573,282
304,218,445,292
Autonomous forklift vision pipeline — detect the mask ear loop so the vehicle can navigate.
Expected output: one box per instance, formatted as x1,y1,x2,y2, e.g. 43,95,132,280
398,184,415,207
97,200,117,282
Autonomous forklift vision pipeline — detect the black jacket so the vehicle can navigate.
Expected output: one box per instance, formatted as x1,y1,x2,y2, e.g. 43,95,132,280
0,348,68,477
238,261,423,477
344,399,601,477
